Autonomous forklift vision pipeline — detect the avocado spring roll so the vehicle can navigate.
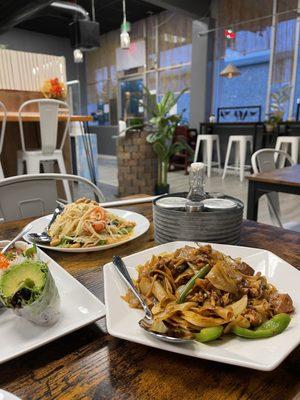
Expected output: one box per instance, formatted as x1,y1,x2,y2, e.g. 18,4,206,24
0,260,60,326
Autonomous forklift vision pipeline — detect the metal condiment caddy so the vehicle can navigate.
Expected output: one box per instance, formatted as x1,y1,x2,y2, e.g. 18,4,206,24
153,192,244,245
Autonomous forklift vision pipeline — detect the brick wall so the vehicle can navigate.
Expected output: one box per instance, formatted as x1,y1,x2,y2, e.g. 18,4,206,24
117,131,157,196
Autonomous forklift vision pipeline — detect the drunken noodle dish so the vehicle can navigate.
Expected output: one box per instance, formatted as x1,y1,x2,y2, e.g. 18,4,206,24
49,198,136,248
123,245,294,342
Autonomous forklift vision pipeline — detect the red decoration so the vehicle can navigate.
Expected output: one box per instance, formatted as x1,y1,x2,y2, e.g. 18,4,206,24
224,28,236,40
41,77,67,100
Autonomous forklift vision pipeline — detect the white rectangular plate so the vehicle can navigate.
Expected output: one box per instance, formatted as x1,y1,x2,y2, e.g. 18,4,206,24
104,241,300,371
0,241,106,364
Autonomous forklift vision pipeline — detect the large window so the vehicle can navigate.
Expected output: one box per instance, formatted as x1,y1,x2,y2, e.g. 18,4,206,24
213,0,300,122
86,11,193,126
213,0,273,121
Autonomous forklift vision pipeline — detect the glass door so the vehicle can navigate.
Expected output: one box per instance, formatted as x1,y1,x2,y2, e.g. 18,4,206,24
119,77,144,125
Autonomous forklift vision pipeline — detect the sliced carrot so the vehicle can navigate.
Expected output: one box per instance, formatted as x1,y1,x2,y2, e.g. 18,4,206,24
0,254,9,269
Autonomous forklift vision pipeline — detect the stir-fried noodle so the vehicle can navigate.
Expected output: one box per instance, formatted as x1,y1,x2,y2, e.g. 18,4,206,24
123,245,294,339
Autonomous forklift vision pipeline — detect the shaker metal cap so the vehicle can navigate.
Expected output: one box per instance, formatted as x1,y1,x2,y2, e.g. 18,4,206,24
202,198,237,210
156,196,187,209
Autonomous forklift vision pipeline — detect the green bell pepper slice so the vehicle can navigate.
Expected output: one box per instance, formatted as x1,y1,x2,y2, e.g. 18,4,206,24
177,264,210,304
232,313,291,339
194,326,224,343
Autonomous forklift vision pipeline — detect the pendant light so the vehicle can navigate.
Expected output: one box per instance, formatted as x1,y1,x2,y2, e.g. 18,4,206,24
73,48,83,63
219,63,241,79
120,0,130,49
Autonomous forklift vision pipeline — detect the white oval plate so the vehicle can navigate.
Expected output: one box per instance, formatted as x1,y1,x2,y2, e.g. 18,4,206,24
0,390,21,400
23,208,150,253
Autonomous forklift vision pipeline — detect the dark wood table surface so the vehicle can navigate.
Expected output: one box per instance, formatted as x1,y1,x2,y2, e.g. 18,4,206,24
247,164,300,221
0,203,300,400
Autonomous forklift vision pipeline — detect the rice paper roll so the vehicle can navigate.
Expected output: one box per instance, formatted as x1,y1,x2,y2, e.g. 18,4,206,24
0,260,60,326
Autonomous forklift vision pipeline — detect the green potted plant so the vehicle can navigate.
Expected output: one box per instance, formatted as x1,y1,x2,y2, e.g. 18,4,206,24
142,87,191,194
265,85,290,132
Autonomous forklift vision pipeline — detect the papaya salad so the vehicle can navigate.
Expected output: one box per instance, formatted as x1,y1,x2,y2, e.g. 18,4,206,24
123,244,294,342
48,198,136,248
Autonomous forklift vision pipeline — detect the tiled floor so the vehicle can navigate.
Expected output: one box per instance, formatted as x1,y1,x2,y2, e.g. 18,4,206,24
97,156,300,229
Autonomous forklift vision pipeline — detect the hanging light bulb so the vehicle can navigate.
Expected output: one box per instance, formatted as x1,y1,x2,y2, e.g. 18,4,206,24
73,48,83,63
120,30,130,49
120,0,130,49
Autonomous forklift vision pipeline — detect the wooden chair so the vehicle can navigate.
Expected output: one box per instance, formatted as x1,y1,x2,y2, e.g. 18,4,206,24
169,126,196,175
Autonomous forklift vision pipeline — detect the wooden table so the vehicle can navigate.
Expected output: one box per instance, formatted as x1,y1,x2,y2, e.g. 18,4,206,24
0,203,300,400
0,112,93,122
247,164,300,221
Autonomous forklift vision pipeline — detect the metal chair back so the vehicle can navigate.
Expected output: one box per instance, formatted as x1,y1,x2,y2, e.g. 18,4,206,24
18,99,70,155
0,173,105,222
251,148,294,228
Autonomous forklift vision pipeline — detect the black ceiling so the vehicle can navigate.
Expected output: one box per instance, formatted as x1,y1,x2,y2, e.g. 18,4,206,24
16,0,164,37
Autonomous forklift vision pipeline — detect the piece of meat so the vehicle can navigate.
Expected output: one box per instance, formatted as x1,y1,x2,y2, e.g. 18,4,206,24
243,309,263,326
271,293,294,314
236,262,255,276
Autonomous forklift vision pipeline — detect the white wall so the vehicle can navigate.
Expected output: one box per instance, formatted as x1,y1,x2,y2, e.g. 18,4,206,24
0,28,87,112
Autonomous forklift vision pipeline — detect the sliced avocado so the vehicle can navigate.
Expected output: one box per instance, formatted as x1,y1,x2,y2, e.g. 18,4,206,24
0,261,47,308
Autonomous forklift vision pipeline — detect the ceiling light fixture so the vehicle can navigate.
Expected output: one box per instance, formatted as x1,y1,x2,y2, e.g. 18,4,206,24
120,0,130,49
219,63,241,79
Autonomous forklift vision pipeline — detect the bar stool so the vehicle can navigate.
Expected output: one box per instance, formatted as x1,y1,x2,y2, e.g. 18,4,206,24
275,136,299,168
222,135,253,182
17,99,72,202
0,101,7,179
194,134,221,177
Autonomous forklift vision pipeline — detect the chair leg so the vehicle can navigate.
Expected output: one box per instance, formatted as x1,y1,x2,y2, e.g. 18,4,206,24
216,137,221,170
291,140,299,164
17,157,24,175
279,142,288,168
202,141,207,165
57,156,72,203
206,138,213,178
194,136,201,163
25,157,40,174
239,138,246,182
234,142,239,175
0,162,3,179
222,138,232,180
274,139,281,164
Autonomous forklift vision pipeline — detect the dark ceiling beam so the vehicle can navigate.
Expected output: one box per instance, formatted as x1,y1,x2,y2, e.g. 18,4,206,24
144,0,211,19
0,0,53,34
96,0,120,11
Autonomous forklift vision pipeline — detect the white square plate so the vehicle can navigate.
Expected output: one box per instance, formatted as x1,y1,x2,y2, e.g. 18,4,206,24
104,241,300,371
0,241,106,364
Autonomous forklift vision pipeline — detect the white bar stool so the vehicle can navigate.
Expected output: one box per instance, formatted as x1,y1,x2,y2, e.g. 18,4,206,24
275,136,299,168
194,134,221,177
222,135,253,182
17,99,72,202
0,101,7,179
